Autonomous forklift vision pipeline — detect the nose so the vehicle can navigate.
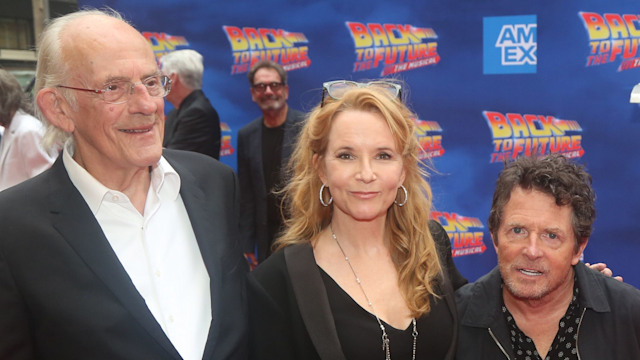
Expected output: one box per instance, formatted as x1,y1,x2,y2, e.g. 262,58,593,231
128,83,157,114
128,81,149,95
355,158,376,183
263,85,275,95
523,235,544,259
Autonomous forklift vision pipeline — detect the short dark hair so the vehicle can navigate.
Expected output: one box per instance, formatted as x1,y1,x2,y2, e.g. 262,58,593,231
247,60,287,85
488,154,595,249
0,69,33,125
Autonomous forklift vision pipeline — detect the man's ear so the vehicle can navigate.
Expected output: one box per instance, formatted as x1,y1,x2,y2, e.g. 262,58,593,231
491,232,499,254
36,88,75,133
572,238,589,265
168,73,179,86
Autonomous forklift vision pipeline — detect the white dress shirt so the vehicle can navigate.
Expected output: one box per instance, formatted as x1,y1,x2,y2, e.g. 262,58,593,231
62,142,211,360
0,110,58,191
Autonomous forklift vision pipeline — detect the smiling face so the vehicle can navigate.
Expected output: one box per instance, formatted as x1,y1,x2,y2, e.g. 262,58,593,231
316,109,405,224
60,15,165,177
250,67,288,112
494,186,586,302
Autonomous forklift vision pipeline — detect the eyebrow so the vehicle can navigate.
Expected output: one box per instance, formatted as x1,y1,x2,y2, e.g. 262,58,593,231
504,222,524,228
504,222,565,234
102,71,162,84
544,227,565,234
334,145,397,153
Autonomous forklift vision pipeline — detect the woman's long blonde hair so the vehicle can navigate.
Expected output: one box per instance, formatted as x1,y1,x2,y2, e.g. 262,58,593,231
275,86,443,317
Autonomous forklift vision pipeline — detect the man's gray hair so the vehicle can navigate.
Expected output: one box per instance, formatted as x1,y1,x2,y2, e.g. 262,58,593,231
35,8,128,150
160,49,204,90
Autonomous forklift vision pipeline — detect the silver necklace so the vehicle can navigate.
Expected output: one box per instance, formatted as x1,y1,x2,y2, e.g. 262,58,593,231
330,225,418,360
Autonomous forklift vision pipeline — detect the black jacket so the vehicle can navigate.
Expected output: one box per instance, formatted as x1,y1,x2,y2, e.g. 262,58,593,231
236,108,305,261
163,90,221,159
0,150,248,359
456,263,640,359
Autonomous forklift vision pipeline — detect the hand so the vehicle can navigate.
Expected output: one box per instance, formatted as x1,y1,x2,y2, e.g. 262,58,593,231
585,262,623,282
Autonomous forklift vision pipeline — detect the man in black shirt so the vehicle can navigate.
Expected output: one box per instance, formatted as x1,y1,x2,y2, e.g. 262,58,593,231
456,154,640,360
237,60,305,266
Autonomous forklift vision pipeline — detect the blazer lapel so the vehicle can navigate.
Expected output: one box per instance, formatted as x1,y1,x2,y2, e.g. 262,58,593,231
46,158,181,359
285,243,347,360
168,158,221,359
250,121,267,194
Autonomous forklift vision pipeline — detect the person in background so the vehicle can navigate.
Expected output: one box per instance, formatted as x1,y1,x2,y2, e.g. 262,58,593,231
0,68,58,191
247,80,468,360
456,154,640,360
160,49,221,159
0,9,247,359
237,60,305,266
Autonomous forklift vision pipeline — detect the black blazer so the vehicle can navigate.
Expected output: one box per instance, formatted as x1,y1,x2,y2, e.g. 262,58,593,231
236,108,305,261
164,90,221,159
247,221,468,360
0,149,247,360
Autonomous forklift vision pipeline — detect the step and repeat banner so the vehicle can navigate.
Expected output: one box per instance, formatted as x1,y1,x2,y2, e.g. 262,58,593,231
81,0,640,288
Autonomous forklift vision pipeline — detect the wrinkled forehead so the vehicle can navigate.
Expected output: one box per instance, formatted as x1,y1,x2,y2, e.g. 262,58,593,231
61,15,156,82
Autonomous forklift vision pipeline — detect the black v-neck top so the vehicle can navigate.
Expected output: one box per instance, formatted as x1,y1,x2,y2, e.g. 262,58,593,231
319,267,453,360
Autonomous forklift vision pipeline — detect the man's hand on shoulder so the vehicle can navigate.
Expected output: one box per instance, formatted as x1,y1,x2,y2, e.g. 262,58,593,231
585,262,623,282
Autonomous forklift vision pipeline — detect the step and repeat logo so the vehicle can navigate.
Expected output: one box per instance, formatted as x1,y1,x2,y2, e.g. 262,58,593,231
143,32,190,61
222,26,311,74
220,122,234,157
345,22,440,75
431,211,487,257
579,12,640,71
483,15,537,74
484,111,585,163
414,119,445,160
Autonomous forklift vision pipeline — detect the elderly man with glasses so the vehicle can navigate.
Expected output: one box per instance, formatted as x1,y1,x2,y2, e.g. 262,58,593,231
0,9,247,360
237,60,306,267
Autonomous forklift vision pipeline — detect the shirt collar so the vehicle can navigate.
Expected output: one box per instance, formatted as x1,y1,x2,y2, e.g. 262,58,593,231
62,140,181,215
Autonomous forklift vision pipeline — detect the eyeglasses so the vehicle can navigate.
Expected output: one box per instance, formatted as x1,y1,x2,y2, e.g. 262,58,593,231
57,74,171,104
252,82,284,93
321,80,402,106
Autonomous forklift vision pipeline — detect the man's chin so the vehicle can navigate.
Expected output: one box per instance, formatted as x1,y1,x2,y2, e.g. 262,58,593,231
504,278,549,300
260,102,284,111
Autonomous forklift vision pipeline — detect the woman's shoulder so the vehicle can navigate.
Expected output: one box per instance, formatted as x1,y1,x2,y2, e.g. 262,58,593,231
11,111,45,134
248,243,319,307
251,249,288,279
250,243,313,282
428,219,469,290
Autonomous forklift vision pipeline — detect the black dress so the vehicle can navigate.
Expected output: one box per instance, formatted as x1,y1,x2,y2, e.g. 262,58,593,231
320,267,454,359
247,220,468,360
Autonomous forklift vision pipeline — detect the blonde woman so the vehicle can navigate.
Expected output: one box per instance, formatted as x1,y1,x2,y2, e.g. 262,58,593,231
248,81,467,360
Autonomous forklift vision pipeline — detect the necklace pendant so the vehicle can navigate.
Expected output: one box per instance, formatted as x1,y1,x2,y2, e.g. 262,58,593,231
381,332,389,350
330,224,418,360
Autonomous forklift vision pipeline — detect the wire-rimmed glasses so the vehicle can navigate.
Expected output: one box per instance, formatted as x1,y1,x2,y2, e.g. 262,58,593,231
57,74,171,104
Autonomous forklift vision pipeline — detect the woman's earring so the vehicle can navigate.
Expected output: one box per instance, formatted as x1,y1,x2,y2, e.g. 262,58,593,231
319,184,333,207
394,185,408,207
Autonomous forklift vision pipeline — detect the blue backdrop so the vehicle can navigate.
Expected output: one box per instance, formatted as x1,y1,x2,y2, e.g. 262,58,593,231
81,0,640,288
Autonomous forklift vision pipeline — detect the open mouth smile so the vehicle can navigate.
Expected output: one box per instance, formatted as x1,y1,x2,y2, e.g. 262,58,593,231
119,124,154,134
519,268,543,276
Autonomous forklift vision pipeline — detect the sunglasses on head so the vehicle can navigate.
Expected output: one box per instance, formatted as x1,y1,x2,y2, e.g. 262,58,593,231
321,80,402,106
